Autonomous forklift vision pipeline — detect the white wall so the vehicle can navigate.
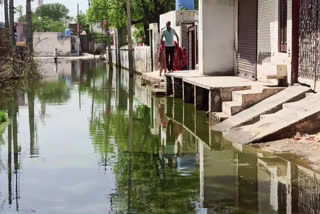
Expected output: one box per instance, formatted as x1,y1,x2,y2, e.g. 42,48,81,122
257,0,292,84
199,0,235,76
33,32,72,57
107,46,152,73
149,23,160,71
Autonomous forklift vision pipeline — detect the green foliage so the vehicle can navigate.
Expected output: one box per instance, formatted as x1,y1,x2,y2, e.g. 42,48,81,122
86,0,175,43
18,15,26,22
133,24,144,44
195,0,199,10
35,3,69,22
77,13,90,34
15,3,69,32
0,111,7,123
32,16,66,33
37,81,71,104
87,0,127,28
15,5,24,18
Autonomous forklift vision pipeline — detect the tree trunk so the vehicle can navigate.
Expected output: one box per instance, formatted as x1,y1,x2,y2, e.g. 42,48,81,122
9,0,15,47
106,22,112,68
26,0,33,54
4,0,9,29
126,0,134,77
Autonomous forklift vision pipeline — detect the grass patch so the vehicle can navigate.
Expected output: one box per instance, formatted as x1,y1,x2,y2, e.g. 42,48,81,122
0,111,7,123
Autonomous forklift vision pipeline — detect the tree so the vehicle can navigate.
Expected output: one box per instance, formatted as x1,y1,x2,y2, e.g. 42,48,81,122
126,0,133,77
3,0,9,29
15,5,23,18
34,3,69,22
26,0,33,54
87,0,175,45
32,16,66,33
77,13,90,34
9,0,15,47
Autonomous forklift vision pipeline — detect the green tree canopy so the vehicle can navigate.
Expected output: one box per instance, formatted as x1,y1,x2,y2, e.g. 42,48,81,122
35,3,70,21
87,0,175,44
32,16,66,32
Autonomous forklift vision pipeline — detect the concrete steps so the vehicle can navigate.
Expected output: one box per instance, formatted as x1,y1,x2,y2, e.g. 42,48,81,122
216,86,284,120
213,86,311,132
211,112,229,122
223,91,320,144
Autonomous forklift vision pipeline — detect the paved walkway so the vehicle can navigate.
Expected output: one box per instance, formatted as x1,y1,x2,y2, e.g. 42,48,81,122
141,70,165,86
183,76,275,90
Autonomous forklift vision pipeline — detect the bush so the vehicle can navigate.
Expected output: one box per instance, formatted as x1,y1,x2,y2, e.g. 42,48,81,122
0,47,40,88
0,111,7,123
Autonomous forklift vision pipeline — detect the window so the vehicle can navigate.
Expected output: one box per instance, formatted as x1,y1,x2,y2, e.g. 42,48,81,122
279,0,288,52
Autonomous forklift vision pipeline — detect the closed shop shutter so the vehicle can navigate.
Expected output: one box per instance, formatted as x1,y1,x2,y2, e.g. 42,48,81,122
238,0,258,80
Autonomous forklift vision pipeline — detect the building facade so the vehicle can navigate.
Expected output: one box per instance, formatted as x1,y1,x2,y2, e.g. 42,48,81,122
33,32,80,57
199,0,293,85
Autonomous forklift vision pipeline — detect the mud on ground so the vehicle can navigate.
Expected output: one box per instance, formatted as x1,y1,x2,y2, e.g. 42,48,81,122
258,132,320,172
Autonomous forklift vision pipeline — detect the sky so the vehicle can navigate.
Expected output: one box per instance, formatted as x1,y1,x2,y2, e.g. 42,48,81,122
0,0,89,22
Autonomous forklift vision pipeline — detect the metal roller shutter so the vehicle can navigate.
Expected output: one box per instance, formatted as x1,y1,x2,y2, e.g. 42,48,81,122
238,0,258,80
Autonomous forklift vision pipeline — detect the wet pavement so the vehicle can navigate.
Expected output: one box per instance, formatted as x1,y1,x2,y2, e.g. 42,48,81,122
0,60,319,214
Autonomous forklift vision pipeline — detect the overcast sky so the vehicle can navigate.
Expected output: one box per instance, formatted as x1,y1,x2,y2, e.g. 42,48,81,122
0,0,89,22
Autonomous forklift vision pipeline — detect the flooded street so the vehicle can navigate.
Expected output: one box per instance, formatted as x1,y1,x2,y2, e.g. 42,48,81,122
0,60,319,214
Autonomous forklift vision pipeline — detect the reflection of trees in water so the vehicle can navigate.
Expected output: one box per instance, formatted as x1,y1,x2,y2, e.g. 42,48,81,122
6,95,21,211
87,68,200,213
28,87,39,158
37,81,71,104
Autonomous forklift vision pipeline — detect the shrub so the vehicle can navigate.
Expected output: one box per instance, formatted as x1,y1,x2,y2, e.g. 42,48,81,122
0,111,7,123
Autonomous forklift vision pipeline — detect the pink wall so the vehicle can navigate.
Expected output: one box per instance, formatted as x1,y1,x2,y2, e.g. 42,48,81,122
16,22,27,42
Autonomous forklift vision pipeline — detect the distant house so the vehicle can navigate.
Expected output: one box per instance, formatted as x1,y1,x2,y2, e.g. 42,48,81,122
33,32,80,57
69,23,85,35
15,22,27,43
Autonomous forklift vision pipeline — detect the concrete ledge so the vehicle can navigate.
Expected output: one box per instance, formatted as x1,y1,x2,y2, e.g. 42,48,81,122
165,70,204,79
183,76,274,91
141,71,164,86
152,88,166,96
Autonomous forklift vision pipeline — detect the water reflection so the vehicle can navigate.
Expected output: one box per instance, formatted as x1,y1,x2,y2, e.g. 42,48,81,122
0,60,319,213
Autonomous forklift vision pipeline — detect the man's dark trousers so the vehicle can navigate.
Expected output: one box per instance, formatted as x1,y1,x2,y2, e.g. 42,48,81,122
165,46,174,71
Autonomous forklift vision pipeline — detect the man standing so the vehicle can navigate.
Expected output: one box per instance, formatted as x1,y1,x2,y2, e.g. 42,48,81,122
161,21,179,72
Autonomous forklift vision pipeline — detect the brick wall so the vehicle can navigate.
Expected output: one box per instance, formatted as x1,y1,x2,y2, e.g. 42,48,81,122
257,0,292,84
0,28,8,48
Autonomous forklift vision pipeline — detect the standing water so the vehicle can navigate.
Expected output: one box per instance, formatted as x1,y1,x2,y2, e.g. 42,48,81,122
0,60,319,214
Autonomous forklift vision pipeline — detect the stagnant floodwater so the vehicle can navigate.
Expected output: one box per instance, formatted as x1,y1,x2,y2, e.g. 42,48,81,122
0,60,320,214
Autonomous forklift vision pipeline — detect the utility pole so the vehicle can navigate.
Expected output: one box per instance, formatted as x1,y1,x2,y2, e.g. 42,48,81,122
126,0,134,77
77,4,80,37
77,3,80,55
105,20,112,66
9,0,15,47
26,0,33,54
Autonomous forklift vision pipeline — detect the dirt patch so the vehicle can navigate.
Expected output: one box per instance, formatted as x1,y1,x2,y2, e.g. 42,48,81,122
258,132,320,172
